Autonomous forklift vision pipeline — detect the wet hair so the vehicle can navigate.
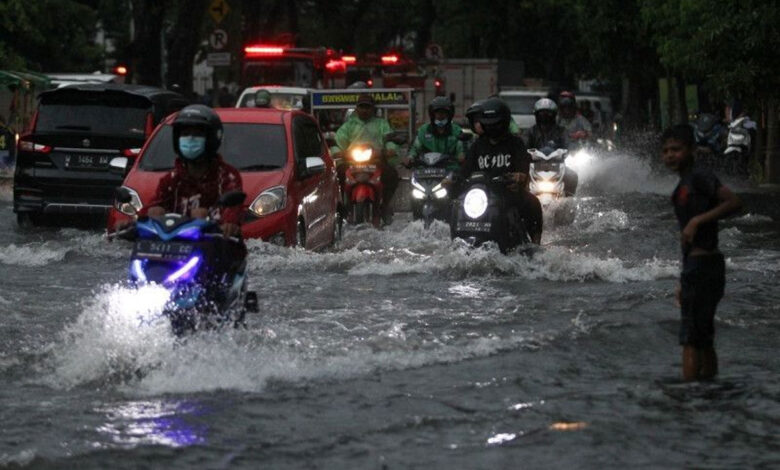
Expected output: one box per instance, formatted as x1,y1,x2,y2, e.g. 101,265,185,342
661,124,695,149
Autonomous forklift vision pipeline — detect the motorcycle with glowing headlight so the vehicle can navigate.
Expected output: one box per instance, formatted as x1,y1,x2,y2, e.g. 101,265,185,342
113,188,259,336
410,152,456,228
449,172,530,253
343,144,384,226
528,146,569,207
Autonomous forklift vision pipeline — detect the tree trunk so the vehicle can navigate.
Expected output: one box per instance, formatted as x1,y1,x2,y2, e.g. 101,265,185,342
130,0,166,86
166,0,210,95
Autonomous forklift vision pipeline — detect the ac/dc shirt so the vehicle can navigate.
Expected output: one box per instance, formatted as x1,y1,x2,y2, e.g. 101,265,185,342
463,134,529,179
672,165,722,255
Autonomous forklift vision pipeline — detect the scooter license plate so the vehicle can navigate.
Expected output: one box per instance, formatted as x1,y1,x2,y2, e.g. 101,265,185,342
134,240,194,260
457,220,492,232
414,168,447,178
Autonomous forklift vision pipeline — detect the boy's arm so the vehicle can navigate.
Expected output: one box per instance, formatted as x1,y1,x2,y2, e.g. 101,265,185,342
681,185,743,244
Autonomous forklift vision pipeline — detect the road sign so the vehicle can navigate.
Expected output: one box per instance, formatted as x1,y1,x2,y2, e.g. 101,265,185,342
425,43,444,61
209,0,230,24
209,29,228,50
207,52,231,67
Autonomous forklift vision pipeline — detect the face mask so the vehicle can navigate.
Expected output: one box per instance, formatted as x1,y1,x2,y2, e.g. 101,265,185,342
434,119,448,128
178,136,206,160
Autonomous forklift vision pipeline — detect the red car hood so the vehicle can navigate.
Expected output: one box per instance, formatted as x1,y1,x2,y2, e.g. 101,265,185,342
122,168,287,208
240,170,286,200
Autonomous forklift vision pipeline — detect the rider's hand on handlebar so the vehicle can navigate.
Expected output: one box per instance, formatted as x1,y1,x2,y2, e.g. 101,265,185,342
221,223,241,237
147,206,165,218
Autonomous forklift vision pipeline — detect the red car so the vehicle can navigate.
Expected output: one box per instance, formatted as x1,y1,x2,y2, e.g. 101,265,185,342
107,108,342,250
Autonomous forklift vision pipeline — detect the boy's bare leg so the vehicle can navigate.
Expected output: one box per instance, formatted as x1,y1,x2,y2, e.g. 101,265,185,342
683,345,701,381
699,346,718,379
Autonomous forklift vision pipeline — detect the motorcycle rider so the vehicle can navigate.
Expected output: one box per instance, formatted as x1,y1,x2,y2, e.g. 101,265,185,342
403,96,464,167
557,91,592,147
332,93,400,225
461,97,543,244
526,98,578,196
140,104,243,237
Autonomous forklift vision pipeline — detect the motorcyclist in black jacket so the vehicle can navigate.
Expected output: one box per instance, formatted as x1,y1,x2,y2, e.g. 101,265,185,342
461,98,543,244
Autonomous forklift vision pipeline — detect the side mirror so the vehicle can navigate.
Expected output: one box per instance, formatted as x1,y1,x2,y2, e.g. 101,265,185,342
109,156,129,174
458,132,473,142
384,131,407,145
304,156,325,175
115,186,133,204
219,190,246,207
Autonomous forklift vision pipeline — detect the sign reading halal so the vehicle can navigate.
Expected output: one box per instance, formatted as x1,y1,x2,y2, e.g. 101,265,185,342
311,90,410,108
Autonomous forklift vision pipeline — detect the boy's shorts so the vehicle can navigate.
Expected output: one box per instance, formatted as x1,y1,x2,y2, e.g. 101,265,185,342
679,253,725,348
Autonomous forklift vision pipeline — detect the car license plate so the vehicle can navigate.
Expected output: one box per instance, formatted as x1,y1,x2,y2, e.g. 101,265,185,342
457,220,492,232
134,240,194,260
64,154,111,170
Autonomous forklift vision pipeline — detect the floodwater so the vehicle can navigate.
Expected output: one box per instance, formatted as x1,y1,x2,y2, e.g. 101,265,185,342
1,151,778,469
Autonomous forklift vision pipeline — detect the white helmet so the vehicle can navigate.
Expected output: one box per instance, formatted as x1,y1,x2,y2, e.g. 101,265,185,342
534,98,558,113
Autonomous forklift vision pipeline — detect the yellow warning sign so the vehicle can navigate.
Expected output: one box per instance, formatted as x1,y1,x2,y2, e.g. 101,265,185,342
209,0,230,24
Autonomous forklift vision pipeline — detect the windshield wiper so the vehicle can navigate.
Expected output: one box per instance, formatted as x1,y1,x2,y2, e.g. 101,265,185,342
55,124,91,130
240,164,281,171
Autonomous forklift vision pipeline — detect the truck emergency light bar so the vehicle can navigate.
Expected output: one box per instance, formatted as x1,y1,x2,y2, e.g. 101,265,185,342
381,55,399,64
244,45,285,56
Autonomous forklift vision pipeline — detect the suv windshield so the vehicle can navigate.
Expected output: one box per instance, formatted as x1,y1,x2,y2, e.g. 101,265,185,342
36,91,150,137
140,123,288,171
502,95,544,115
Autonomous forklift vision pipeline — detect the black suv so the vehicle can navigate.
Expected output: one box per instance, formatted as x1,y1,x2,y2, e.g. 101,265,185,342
13,84,187,225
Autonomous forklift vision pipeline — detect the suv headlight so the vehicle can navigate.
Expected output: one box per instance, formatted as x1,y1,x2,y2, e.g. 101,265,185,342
115,186,143,215
249,186,287,217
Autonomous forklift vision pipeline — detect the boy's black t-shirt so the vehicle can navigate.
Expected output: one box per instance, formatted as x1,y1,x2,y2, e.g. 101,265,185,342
672,165,722,254
463,134,529,179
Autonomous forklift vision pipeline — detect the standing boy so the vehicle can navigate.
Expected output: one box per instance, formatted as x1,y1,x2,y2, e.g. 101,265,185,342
662,124,742,381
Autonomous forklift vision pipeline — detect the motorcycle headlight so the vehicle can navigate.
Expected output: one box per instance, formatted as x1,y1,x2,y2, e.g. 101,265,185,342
463,188,488,219
249,186,287,217
411,176,426,192
350,147,373,162
115,186,143,216
412,189,425,199
434,187,448,199
535,180,557,193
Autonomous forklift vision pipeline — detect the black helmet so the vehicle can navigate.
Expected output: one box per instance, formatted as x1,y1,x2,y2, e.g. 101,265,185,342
428,96,454,124
348,80,369,89
479,97,511,138
172,104,223,158
465,100,485,133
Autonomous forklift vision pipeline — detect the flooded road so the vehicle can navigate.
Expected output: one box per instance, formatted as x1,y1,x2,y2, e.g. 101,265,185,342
1,152,779,468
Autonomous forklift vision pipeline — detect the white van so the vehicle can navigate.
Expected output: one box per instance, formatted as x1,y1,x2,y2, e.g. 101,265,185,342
498,89,550,130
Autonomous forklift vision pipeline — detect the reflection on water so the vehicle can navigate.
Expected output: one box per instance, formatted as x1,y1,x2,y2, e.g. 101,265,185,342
95,400,207,448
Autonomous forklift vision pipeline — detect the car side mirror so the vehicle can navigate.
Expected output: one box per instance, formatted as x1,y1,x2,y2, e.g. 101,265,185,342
304,156,325,175
218,190,246,207
109,156,129,174
115,186,133,204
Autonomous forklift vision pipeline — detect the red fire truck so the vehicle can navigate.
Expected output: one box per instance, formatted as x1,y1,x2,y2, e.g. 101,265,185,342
241,43,347,89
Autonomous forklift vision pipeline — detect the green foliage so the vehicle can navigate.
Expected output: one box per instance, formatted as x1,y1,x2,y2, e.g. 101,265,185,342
642,0,780,101
0,0,102,72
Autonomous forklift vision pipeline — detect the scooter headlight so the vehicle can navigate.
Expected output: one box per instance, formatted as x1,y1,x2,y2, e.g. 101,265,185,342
434,187,448,199
463,188,488,219
249,186,287,217
412,189,425,199
534,180,557,193
350,147,373,162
